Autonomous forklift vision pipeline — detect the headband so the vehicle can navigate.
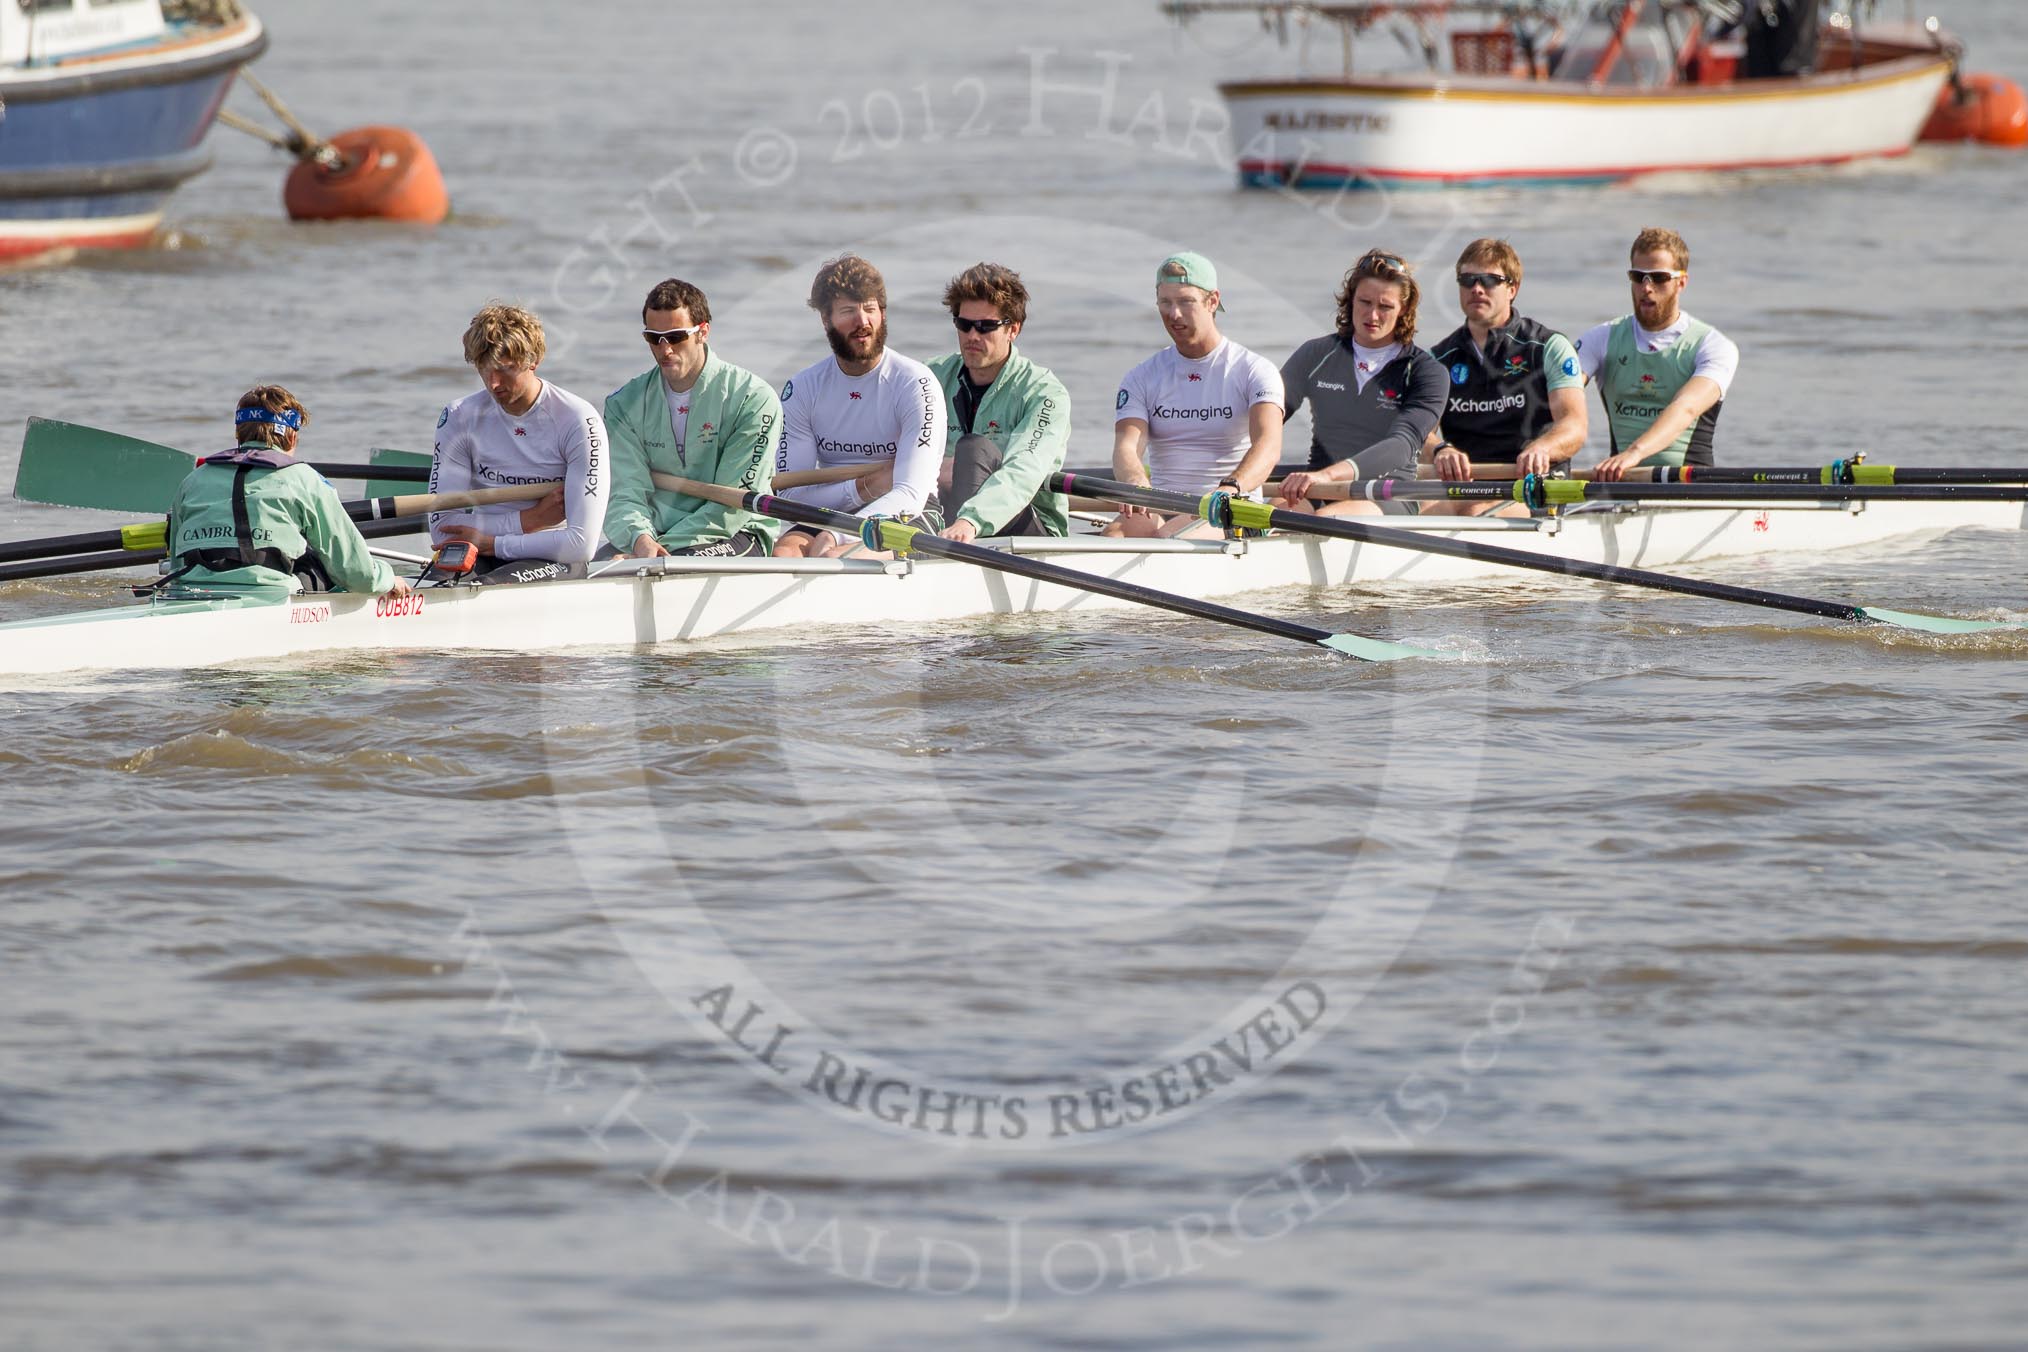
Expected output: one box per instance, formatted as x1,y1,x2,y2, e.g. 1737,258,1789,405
236,406,303,430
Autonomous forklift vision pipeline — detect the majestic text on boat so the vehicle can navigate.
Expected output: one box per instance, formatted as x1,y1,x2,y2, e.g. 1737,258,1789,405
1165,1,2023,189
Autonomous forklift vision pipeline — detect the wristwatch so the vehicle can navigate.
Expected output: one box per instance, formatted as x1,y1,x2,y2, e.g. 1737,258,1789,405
1216,476,1242,489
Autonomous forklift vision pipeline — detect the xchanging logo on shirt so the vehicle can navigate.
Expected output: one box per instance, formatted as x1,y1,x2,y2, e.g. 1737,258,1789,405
817,437,899,456
1450,393,1527,415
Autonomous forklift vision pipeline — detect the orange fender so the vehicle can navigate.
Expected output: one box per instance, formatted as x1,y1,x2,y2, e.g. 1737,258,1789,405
283,125,449,223
1921,73,2028,148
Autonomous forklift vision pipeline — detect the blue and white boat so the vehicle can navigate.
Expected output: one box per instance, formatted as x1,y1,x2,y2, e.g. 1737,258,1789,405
0,0,265,263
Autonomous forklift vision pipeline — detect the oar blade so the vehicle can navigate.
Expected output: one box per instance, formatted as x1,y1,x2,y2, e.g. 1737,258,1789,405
1859,607,2028,635
1318,632,1446,663
15,418,192,512
363,447,433,499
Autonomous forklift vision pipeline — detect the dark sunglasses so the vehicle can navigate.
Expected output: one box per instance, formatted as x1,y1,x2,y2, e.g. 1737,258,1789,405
642,326,703,347
952,317,1011,334
1456,271,1511,290
1626,269,1685,286
1361,252,1408,275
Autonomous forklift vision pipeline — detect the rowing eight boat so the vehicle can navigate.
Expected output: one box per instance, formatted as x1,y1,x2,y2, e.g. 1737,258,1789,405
2,493,2019,679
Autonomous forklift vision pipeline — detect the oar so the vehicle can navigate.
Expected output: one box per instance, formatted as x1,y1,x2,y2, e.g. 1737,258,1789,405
656,475,1439,662
1389,463,2028,485
2,464,895,567
13,416,1026,516
1308,478,2028,507
1054,474,2026,637
0,516,428,584
13,418,433,512
0,484,553,567
1659,463,2028,486
0,520,170,565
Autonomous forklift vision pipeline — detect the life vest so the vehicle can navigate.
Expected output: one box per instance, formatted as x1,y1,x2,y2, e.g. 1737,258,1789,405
174,446,307,575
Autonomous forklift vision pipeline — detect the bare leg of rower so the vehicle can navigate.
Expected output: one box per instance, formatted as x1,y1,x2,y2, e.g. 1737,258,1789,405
773,526,825,558
1100,506,1163,538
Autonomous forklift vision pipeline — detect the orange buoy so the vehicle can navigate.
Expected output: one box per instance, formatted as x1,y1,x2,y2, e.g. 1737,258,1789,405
1919,73,2028,148
282,125,449,223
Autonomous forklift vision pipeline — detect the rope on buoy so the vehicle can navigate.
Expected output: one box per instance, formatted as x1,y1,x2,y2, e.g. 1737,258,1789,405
217,69,345,171
212,66,450,223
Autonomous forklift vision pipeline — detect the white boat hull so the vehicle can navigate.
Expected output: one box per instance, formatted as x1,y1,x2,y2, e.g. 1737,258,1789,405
1224,54,1950,187
2,499,2020,678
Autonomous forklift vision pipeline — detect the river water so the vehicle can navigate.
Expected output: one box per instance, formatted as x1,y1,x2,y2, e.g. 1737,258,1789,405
4,2,2028,1347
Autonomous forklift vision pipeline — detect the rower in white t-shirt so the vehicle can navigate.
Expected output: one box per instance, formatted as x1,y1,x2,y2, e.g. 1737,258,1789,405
430,303,609,578
773,254,947,559
1106,252,1285,539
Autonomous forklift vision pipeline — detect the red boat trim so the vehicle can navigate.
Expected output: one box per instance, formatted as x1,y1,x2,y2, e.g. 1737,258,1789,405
1239,142,1919,185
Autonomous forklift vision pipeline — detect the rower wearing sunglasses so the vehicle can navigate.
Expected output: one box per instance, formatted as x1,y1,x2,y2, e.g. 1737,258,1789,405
1574,227,1739,482
602,278,782,559
1419,238,1588,518
772,255,946,559
429,303,610,579
926,263,1071,543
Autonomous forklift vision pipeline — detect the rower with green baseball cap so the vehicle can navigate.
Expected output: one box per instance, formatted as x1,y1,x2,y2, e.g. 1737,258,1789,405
1103,249,1285,538
1156,251,1225,312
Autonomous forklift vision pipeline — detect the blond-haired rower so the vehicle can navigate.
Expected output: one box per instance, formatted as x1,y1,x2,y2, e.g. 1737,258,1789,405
429,302,611,579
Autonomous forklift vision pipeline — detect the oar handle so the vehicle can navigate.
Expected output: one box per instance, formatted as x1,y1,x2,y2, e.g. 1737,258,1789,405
378,483,561,515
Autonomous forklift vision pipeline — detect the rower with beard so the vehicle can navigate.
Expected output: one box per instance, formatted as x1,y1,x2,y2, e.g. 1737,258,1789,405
772,254,946,559
1104,251,1284,539
429,303,610,580
1574,227,1739,482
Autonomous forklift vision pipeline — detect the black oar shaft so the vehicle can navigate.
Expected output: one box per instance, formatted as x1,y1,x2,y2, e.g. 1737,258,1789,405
310,463,430,483
742,491,1341,647
1356,480,2028,503
1056,475,1868,625
0,527,141,565
0,549,169,582
0,517,427,585
1668,466,2028,486
3,496,421,568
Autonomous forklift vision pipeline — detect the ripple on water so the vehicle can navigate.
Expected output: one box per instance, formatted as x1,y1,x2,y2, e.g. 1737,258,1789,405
201,953,446,984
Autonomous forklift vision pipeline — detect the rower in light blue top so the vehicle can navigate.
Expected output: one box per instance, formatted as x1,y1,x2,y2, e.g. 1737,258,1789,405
1574,227,1740,481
